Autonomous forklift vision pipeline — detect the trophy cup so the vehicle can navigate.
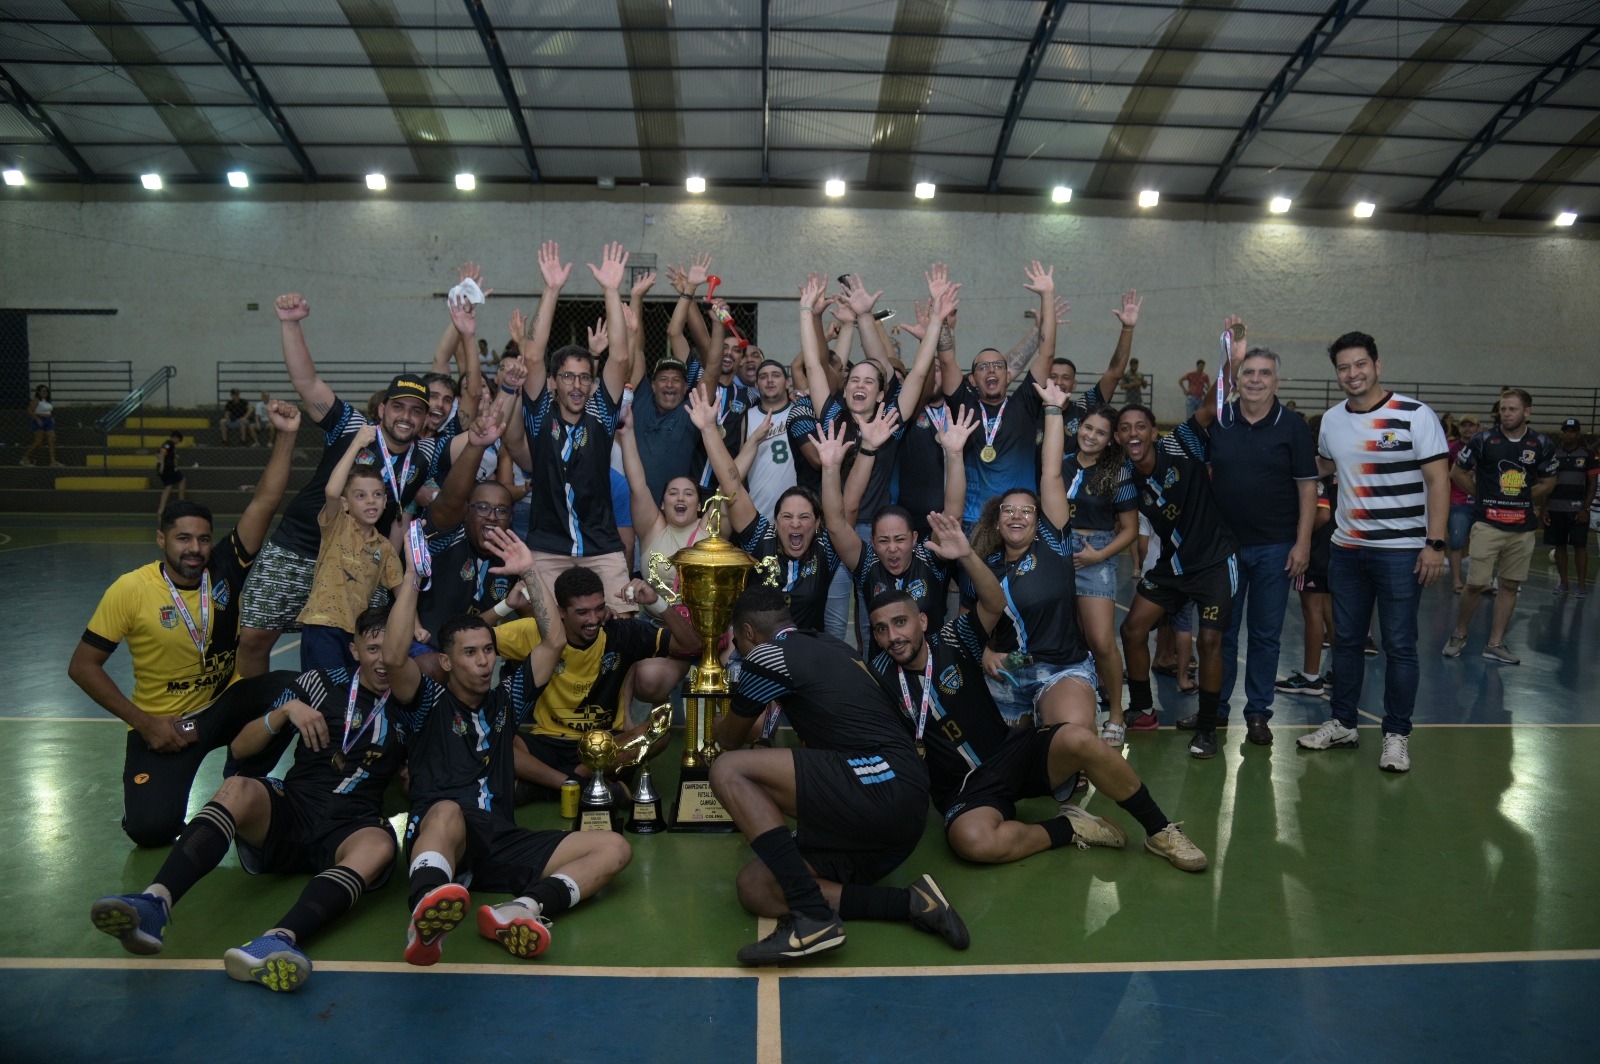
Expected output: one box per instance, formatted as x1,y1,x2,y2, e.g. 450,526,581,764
622,703,672,834
577,729,620,832
645,491,766,832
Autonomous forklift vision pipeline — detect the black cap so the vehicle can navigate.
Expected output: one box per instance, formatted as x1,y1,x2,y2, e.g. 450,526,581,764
385,373,429,405
1562,417,1581,431
651,357,688,379
757,358,788,377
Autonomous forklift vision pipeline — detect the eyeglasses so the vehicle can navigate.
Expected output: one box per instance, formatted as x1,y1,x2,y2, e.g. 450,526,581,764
999,504,1037,518
972,360,1006,374
467,503,512,517
556,371,594,386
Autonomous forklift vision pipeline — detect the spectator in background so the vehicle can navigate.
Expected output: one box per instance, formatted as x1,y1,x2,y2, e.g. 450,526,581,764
1446,414,1481,593
23,384,63,467
1120,358,1148,407
253,391,274,446
1179,360,1210,419
220,389,256,446
1547,418,1599,596
477,338,496,385
155,431,185,519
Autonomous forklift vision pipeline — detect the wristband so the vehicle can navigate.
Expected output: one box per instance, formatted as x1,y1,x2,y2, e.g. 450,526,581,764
493,599,517,619
642,596,669,617
857,445,878,457
800,304,813,313
1043,405,1062,416
500,383,519,395
262,710,278,736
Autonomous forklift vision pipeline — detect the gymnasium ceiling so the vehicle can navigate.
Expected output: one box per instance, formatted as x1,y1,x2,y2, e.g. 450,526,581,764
1,0,1597,221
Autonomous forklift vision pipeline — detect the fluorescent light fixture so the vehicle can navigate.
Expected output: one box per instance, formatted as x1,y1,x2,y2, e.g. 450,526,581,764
141,173,162,190
226,171,248,188
455,173,475,191
597,176,616,189
1555,211,1577,227
1138,189,1159,208
2,169,23,186
686,176,706,194
1051,186,1072,203
366,173,386,190
914,182,936,200
1354,201,1376,219
824,179,846,197
1269,196,1291,214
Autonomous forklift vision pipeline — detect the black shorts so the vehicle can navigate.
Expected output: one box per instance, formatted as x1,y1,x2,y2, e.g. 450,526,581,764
941,724,1059,826
159,470,184,487
791,748,927,876
405,804,566,896
1294,569,1330,594
1137,558,1239,631
519,732,638,800
237,778,397,888
1545,512,1590,548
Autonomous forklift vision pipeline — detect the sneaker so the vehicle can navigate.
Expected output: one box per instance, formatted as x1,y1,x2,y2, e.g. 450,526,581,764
1176,713,1227,731
1297,719,1359,750
1059,804,1128,850
736,911,846,966
1144,822,1208,873
404,883,469,966
1579,588,1590,598
1244,716,1273,745
1364,637,1379,656
1125,708,1159,731
1482,644,1521,665
89,893,168,955
1441,634,1467,658
907,874,970,950
1379,733,1411,773
1274,673,1325,698
223,933,310,992
1187,730,1218,759
1555,584,1569,595
477,900,553,959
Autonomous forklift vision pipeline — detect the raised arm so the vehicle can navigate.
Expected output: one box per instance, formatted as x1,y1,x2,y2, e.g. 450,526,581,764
588,241,631,404
522,241,571,400
320,424,376,526
896,285,958,422
1194,314,1243,431
688,387,757,531
382,554,425,704
935,406,979,518
682,253,716,364
430,404,507,531
236,401,304,554
734,412,774,481
925,512,1006,633
839,403,899,527
273,294,335,422
1022,261,1060,385
842,274,891,383
482,527,567,686
664,263,695,366
1035,379,1072,529
616,408,664,545
816,422,864,571
797,272,832,406
1096,289,1143,402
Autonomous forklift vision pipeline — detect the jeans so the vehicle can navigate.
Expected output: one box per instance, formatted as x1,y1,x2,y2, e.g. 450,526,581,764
1218,542,1294,720
1185,395,1202,419
1328,545,1421,736
824,523,869,644
1069,528,1120,599
984,656,1100,727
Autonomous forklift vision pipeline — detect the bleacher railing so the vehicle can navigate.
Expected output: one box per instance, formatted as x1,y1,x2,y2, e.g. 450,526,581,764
217,360,435,407
30,360,134,404
1277,379,1599,432
95,366,177,433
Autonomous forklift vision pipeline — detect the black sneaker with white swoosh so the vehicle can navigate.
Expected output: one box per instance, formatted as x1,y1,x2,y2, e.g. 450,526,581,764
736,912,846,966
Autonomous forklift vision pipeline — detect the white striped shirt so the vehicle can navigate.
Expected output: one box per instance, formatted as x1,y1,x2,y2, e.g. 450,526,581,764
1317,391,1448,549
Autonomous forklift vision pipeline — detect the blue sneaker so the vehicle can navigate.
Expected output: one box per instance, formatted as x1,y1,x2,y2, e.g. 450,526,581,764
89,893,168,955
223,933,311,992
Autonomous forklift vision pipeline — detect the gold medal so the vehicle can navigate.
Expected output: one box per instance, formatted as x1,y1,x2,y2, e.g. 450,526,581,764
980,445,997,463
331,752,345,773
915,738,927,759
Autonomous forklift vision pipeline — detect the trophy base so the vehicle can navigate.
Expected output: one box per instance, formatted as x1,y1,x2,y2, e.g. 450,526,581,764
625,798,665,834
668,766,736,833
578,806,618,832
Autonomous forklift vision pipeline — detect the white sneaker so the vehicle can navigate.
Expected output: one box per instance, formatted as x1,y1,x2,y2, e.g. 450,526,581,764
1297,719,1359,750
1379,733,1411,773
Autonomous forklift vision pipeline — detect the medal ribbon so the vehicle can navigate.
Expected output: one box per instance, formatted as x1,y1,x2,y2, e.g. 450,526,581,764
341,672,390,756
1217,331,1233,424
1067,468,1085,500
159,566,211,660
925,403,948,435
980,398,1008,452
374,429,415,506
896,650,935,743
473,557,490,600
407,521,433,590
758,627,799,740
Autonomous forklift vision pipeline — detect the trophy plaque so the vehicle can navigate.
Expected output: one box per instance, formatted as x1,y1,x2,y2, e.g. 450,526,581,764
577,730,620,832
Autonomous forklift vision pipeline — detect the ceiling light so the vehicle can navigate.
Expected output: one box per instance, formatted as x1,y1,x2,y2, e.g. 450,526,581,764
825,179,845,197
1051,186,1071,203
366,173,386,191
1555,211,1577,227
597,176,615,189
141,173,162,190
1353,201,1375,219
1269,196,1291,214
686,176,706,194
1138,189,1158,208
455,173,475,191
227,171,248,188
914,182,935,200
2,169,23,186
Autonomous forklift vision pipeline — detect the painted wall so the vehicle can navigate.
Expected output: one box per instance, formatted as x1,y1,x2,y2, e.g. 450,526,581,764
3,193,1595,418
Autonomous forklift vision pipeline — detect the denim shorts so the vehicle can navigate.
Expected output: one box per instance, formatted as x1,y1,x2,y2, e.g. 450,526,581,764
1447,503,1475,551
1070,528,1119,599
984,655,1100,726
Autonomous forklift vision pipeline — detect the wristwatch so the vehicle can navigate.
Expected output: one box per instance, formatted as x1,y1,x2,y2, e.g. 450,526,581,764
1425,538,1446,552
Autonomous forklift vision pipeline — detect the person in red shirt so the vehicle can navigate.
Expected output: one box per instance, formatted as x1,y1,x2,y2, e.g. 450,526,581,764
1178,361,1210,419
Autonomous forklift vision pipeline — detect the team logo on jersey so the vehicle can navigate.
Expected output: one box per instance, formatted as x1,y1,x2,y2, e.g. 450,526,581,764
1376,430,1401,450
916,413,930,429
571,426,589,449
601,651,620,674
212,582,230,609
452,712,468,736
158,606,178,629
906,579,928,600
801,557,817,579
939,665,962,693
1035,429,1045,446
1519,449,1536,465
1498,464,1527,495
555,660,567,675
1014,554,1036,576
1162,467,1180,488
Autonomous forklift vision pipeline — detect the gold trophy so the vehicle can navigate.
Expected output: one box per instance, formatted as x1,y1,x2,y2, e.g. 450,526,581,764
577,730,620,832
645,491,769,831
621,703,672,834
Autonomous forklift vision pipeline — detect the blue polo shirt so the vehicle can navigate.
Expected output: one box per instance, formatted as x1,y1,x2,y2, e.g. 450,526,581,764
1207,399,1317,546
628,383,698,503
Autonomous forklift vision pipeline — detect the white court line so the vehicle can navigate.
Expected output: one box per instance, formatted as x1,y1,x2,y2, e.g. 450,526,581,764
1357,709,1384,723
754,916,782,1064
271,638,301,657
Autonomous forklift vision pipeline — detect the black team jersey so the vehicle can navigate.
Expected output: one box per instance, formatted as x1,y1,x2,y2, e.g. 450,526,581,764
395,661,545,821
417,521,514,644
1131,416,1238,576
868,613,1012,815
988,515,1088,666
851,541,952,629
818,381,906,522
271,398,452,557
732,630,928,789
786,395,821,495
521,383,623,557
270,668,407,822
1455,427,1558,532
1060,453,1138,533
897,404,949,535
734,515,842,632
950,378,1044,524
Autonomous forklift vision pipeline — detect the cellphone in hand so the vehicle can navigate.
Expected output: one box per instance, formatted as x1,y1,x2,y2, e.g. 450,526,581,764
176,718,198,736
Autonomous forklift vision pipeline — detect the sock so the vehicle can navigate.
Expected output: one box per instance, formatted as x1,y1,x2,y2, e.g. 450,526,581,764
1116,784,1171,837
837,884,911,922
407,851,453,912
749,827,831,921
271,866,365,944
148,802,235,906
1197,689,1220,731
1039,817,1078,850
1127,678,1152,710
1301,670,1320,682
527,873,581,919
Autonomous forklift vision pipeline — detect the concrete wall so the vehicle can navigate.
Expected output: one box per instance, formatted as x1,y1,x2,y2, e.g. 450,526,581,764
3,190,1596,419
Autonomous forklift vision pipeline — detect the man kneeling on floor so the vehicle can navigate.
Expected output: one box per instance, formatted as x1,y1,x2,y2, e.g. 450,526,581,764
384,532,629,965
866,513,1207,871
89,607,405,992
710,585,967,967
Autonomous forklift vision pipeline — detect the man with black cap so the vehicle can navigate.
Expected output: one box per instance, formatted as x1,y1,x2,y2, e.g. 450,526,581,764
1547,418,1599,595
627,354,702,503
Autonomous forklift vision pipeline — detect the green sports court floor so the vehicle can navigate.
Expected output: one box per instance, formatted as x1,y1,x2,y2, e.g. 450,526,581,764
2,516,1596,1062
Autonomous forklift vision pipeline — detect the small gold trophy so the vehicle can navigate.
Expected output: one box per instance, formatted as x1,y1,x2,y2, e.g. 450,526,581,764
577,730,620,832
645,491,757,831
622,703,672,834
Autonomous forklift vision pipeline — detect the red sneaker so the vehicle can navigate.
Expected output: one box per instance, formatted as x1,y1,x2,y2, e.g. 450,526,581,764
1125,709,1159,731
404,883,469,966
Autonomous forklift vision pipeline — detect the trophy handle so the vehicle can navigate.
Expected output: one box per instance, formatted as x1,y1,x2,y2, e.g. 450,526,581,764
645,552,681,605
753,555,781,588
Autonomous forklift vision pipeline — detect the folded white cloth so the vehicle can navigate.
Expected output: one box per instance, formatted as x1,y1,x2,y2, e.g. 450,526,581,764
448,277,485,305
